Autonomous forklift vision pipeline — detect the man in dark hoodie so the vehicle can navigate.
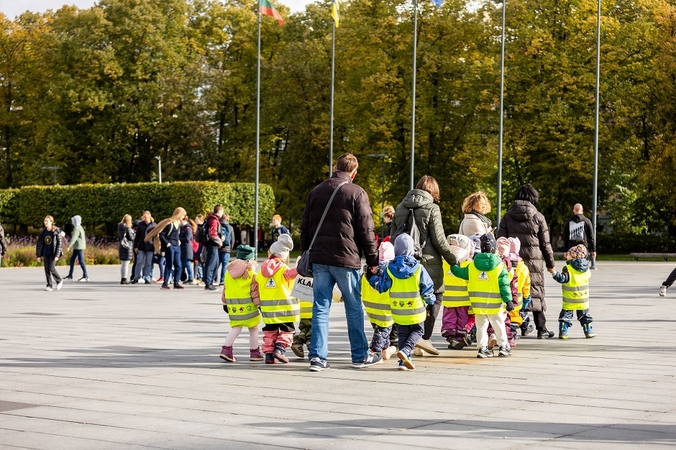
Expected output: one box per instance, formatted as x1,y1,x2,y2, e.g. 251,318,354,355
562,204,596,260
133,211,153,284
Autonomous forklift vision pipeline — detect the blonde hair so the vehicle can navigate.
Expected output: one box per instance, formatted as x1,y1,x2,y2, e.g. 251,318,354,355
462,191,491,214
273,214,282,223
383,206,395,221
415,175,440,202
120,214,132,227
43,215,56,231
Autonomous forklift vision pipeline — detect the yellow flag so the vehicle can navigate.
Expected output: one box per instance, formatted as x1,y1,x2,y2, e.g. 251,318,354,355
331,0,340,27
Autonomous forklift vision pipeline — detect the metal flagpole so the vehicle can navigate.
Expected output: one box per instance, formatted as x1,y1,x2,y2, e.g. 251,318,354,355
329,20,336,178
496,0,506,225
591,0,601,270
254,0,262,258
410,0,418,190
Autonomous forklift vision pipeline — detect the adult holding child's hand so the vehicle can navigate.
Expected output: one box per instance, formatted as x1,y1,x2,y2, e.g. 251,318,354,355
497,184,556,339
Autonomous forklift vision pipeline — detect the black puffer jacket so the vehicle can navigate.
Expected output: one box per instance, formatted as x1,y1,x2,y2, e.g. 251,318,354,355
117,223,135,261
300,171,378,269
497,200,555,312
391,189,457,293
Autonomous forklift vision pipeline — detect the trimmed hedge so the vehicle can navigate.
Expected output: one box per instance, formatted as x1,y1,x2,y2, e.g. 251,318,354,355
0,182,275,228
597,233,676,254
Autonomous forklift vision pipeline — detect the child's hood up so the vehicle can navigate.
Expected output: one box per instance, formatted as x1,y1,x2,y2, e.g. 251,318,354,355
260,258,287,278
388,234,420,279
226,259,255,279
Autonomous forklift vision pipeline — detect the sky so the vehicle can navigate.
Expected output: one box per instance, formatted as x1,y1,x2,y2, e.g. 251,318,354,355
0,0,313,19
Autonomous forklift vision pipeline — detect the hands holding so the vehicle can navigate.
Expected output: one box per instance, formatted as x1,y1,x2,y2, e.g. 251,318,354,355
547,267,555,274
506,300,515,312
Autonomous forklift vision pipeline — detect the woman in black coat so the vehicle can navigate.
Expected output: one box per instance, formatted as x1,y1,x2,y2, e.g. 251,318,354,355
497,184,556,338
118,214,136,284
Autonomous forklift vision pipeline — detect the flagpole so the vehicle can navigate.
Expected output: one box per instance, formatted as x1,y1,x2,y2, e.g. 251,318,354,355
410,0,418,190
591,0,601,269
496,0,506,226
254,0,262,257
329,20,336,179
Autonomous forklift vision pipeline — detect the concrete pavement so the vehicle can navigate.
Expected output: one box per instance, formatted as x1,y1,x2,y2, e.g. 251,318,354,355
1,262,676,449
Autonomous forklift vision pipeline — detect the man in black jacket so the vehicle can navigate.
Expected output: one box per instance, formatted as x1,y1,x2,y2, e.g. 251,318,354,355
300,153,380,372
563,204,596,259
133,211,153,284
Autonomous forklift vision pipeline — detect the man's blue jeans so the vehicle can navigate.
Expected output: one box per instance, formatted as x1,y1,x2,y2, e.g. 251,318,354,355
219,251,231,284
204,246,220,287
309,264,368,363
134,250,153,281
182,257,194,281
67,249,88,278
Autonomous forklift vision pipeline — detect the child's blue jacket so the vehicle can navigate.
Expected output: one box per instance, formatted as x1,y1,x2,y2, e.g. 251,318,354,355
367,255,436,305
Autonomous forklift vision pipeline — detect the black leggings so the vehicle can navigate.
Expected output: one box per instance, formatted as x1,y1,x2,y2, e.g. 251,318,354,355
662,267,676,287
422,292,443,340
43,255,62,287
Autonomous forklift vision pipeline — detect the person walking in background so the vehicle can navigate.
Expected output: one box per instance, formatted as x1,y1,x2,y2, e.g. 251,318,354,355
218,213,234,286
194,214,205,285
0,222,8,267
133,211,153,284
300,153,381,372
562,203,596,260
458,191,492,237
146,207,187,290
498,184,556,339
36,215,64,292
204,205,224,291
382,205,395,238
271,214,289,243
118,214,135,284
65,215,88,282
180,215,196,284
391,175,457,357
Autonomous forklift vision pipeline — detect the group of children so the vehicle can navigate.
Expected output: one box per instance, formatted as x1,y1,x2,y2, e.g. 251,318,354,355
219,229,596,369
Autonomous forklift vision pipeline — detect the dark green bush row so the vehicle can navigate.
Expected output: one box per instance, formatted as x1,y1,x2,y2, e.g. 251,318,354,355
0,182,275,228
597,233,676,254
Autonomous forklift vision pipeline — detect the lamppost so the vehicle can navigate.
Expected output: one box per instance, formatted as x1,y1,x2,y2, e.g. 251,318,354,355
155,156,162,184
40,166,59,185
367,153,387,238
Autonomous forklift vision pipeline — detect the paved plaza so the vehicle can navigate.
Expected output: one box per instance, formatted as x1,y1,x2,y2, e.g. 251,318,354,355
1,261,676,449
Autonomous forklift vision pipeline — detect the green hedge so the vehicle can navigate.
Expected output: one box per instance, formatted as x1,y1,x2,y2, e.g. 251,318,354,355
597,233,676,254
0,182,275,229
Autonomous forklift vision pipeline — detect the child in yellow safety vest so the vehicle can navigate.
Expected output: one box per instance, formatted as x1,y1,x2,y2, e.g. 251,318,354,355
552,244,596,339
507,237,534,338
451,234,514,358
361,241,397,361
441,234,473,350
368,234,436,370
255,234,300,364
220,245,263,362
291,255,313,360
496,237,518,347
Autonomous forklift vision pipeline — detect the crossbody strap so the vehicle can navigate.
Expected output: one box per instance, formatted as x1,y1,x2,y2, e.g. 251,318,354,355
307,181,348,251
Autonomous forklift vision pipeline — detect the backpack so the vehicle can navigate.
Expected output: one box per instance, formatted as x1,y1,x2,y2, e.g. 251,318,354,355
222,224,232,247
394,208,426,260
197,220,210,245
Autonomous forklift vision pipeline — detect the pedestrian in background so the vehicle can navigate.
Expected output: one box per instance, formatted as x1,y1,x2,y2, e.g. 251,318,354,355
0,222,8,267
118,214,135,284
36,215,64,291
65,215,88,282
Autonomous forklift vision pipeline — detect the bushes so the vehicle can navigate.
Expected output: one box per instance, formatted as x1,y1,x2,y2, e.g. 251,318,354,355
597,233,676,254
0,182,275,229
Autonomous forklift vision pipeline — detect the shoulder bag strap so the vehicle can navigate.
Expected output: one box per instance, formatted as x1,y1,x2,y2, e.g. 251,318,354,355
306,181,348,251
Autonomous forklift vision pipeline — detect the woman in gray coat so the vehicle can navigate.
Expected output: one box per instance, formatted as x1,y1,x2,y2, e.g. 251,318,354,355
497,184,556,338
392,175,457,355
118,214,136,284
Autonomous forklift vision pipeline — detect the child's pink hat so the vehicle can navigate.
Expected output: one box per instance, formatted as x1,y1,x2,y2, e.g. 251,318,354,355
378,241,395,262
508,237,521,260
496,236,511,257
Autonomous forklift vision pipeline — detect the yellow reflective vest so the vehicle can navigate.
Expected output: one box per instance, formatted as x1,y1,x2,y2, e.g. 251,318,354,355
388,266,426,325
256,268,300,325
467,262,506,315
361,275,393,328
443,260,471,308
562,264,590,311
300,298,313,320
225,270,262,328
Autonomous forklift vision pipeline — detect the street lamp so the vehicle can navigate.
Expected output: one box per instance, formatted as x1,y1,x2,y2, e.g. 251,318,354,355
367,153,387,239
154,156,162,184
40,166,60,185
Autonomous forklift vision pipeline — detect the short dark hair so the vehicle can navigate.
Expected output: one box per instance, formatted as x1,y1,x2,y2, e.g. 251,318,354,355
336,153,359,173
514,184,539,206
213,204,224,214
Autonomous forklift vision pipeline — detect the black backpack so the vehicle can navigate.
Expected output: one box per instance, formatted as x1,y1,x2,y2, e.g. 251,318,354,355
197,220,211,245
393,208,426,260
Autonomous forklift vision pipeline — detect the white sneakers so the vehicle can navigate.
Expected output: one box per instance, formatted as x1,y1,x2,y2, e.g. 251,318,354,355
56,280,64,291
415,339,440,356
660,285,667,297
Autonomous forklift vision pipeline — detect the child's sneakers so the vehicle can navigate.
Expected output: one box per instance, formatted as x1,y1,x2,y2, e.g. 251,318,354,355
273,345,289,363
559,322,569,339
660,285,667,297
415,339,439,356
498,345,512,357
265,353,275,364
249,347,264,361
487,334,497,350
447,338,465,350
398,360,409,371
583,323,597,338
477,347,494,358
521,322,535,337
382,346,397,361
397,349,415,370
219,346,236,362
290,342,304,358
